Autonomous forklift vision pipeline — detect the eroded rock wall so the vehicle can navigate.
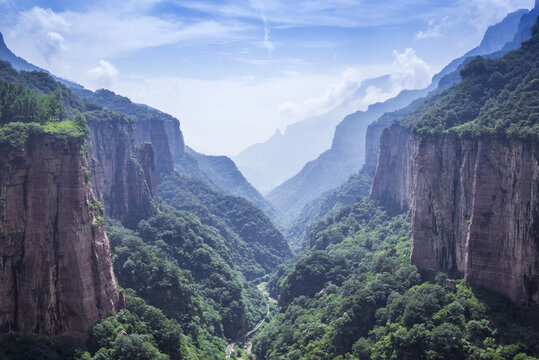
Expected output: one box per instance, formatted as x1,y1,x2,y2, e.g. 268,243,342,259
371,126,539,306
88,120,157,228
0,134,124,338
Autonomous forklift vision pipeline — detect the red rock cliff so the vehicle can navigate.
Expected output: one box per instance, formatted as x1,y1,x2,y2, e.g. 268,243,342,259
134,119,175,176
0,134,124,338
371,125,539,306
88,120,157,228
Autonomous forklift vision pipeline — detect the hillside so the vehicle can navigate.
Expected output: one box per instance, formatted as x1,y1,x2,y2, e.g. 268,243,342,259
177,147,282,223
284,170,372,252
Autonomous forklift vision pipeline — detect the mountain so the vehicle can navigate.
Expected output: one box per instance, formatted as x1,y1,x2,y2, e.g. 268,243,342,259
233,75,393,193
177,146,282,223
284,170,373,252
267,7,532,222
267,87,427,220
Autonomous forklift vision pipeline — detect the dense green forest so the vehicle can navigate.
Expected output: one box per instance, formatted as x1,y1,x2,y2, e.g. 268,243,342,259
399,22,539,141
253,199,539,359
159,172,292,280
284,170,373,253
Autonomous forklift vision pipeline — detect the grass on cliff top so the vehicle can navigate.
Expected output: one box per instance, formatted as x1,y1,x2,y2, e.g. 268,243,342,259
0,114,90,151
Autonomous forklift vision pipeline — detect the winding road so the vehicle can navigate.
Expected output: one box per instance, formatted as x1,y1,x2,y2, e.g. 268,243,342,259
225,283,274,359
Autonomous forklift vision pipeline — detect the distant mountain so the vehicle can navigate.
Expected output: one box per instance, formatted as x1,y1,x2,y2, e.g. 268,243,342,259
177,147,282,223
267,7,531,221
233,75,393,193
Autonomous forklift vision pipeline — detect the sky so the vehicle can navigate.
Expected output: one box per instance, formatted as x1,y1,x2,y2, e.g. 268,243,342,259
0,0,535,155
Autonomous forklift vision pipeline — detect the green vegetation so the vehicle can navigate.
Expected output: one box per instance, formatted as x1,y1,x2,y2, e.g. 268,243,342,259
0,79,64,125
159,173,292,280
399,24,539,142
107,210,267,342
86,293,211,360
0,62,94,150
284,170,373,252
72,88,178,126
176,147,282,225
253,199,539,359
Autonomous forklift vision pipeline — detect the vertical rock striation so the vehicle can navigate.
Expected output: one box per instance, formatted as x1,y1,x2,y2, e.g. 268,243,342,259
88,119,157,228
0,134,124,338
163,119,185,163
134,119,175,176
370,124,415,214
371,126,539,306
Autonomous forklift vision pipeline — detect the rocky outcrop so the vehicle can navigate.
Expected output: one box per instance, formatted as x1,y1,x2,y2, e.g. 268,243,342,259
371,128,539,306
163,119,185,163
0,134,124,338
135,142,158,200
370,124,414,214
134,119,175,176
88,119,157,228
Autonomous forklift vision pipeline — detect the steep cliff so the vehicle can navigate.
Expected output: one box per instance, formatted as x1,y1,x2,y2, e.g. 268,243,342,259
86,110,157,228
370,124,415,214
71,88,179,176
0,133,124,338
370,26,539,306
162,118,185,162
410,135,538,306
372,130,539,307
133,118,175,176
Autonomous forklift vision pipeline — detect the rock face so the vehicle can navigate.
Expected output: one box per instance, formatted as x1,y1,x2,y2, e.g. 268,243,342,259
163,119,185,163
0,134,124,338
371,126,539,306
88,120,157,228
134,119,175,176
370,124,415,215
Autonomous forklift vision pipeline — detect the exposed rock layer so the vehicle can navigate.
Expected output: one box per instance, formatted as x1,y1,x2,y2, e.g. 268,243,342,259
371,125,539,306
134,119,175,176
163,119,185,163
88,120,157,228
0,134,124,338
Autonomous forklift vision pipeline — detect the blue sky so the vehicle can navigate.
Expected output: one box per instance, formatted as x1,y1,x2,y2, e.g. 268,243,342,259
0,0,534,155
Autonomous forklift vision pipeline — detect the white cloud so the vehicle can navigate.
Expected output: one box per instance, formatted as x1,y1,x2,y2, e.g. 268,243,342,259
37,31,66,62
278,68,362,121
277,48,432,124
4,4,250,82
262,13,274,54
87,60,119,89
415,17,448,39
390,48,432,90
249,0,274,55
